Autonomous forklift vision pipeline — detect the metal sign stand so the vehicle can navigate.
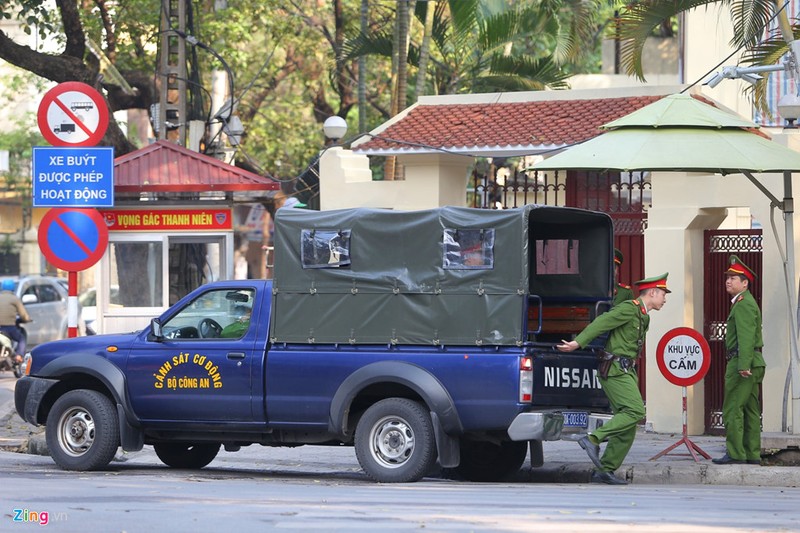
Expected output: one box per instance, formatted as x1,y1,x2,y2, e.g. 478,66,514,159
650,385,711,462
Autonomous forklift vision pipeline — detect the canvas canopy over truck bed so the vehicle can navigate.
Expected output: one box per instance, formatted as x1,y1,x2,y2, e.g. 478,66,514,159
270,205,613,346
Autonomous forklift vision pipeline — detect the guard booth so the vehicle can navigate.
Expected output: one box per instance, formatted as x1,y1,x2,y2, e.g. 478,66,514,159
93,141,278,334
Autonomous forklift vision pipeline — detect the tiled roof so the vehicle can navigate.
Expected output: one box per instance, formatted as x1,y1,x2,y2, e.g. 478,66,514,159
114,140,279,193
353,95,666,156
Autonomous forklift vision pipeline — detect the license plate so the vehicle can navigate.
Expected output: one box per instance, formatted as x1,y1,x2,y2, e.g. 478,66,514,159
562,411,588,428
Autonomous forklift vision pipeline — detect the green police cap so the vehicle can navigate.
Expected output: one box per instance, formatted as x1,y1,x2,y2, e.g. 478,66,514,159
725,254,756,283
634,272,670,293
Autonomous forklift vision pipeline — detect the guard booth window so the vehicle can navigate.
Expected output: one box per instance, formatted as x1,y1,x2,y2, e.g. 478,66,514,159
109,241,164,307
108,237,224,310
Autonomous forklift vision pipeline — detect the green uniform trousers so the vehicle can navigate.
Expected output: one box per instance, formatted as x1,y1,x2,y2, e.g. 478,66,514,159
592,362,646,472
722,362,765,461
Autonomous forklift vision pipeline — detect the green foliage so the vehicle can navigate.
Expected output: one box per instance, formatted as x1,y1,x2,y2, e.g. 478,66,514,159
0,0,608,186
0,0,59,40
345,0,599,97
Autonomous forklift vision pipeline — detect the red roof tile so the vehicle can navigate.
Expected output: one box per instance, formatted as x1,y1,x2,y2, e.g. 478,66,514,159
114,140,279,193
354,95,666,155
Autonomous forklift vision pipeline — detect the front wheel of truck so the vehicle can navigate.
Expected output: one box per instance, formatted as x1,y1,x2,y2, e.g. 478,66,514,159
154,443,221,469
454,439,528,482
354,398,437,483
46,389,120,471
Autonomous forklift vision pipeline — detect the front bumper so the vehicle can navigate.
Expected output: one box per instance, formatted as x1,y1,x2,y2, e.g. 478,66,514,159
14,376,59,425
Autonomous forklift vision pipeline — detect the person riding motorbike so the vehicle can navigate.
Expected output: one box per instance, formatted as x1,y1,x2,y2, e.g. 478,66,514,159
0,278,31,364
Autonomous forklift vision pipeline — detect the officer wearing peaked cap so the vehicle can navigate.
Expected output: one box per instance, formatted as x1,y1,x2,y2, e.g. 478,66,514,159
612,249,634,307
713,255,765,466
557,273,670,484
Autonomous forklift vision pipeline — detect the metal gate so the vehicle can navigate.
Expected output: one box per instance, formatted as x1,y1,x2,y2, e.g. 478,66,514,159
703,229,763,434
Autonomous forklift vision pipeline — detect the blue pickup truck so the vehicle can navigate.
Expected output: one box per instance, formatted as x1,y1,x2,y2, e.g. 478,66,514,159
16,205,612,482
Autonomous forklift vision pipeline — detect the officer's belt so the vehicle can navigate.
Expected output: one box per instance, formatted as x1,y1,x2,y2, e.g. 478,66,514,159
726,348,762,361
602,351,638,372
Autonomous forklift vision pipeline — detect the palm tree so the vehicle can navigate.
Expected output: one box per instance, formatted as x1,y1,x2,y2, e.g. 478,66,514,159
615,0,794,112
344,0,597,99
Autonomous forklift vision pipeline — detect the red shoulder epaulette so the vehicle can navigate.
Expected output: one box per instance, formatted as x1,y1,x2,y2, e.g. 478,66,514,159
618,283,631,289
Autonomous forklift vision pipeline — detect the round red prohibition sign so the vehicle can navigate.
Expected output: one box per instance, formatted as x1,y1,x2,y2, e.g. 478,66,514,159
656,327,711,387
37,82,109,147
37,208,109,271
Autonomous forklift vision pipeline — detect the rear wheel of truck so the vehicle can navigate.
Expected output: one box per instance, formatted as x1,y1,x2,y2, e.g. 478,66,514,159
154,443,221,469
455,440,528,482
354,398,437,483
46,389,120,471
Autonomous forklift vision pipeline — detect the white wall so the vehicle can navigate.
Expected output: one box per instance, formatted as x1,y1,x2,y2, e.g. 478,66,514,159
319,148,472,211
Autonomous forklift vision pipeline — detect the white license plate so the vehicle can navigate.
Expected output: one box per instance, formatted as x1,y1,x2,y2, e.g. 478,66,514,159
562,411,588,428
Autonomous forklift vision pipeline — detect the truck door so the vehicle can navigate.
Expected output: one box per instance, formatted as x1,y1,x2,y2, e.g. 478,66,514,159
126,285,257,422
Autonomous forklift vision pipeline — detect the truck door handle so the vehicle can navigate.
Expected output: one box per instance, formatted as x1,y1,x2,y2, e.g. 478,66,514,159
227,352,246,360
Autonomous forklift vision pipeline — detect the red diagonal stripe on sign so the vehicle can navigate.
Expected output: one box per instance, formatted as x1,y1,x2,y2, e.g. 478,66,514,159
55,215,93,256
53,98,94,136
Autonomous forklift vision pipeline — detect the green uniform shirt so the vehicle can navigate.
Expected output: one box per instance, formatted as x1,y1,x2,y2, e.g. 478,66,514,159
575,299,650,358
612,283,634,308
726,290,765,371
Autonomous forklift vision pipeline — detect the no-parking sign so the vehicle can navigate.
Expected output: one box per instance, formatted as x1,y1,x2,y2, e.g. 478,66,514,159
655,327,711,387
37,208,109,271
37,82,109,147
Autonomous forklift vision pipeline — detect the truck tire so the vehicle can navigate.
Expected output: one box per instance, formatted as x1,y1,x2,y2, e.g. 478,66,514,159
454,439,528,482
153,443,221,469
354,398,437,483
46,389,120,471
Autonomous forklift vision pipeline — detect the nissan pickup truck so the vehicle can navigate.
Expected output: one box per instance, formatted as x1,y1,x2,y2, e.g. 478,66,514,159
16,205,612,483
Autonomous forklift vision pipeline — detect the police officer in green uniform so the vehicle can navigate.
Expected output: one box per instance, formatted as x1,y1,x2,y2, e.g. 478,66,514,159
713,255,765,465
612,249,634,307
557,273,670,484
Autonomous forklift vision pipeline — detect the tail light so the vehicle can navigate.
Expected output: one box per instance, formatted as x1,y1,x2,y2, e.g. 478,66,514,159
519,355,533,403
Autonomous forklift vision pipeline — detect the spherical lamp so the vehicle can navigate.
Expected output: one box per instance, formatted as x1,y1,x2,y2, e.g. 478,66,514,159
323,116,348,142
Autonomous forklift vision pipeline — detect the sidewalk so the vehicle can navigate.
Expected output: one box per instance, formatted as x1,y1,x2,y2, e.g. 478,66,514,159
3,398,800,486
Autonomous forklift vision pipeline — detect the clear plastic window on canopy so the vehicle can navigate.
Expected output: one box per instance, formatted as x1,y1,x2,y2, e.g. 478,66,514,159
443,228,495,270
300,229,351,269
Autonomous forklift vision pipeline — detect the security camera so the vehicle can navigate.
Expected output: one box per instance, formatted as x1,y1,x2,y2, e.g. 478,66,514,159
705,73,724,88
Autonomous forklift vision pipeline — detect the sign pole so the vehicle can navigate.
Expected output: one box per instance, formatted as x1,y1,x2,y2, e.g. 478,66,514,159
650,385,711,461
67,270,78,338
651,327,713,462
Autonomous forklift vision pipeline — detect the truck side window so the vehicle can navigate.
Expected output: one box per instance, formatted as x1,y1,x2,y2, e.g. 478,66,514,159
300,229,351,269
443,228,494,270
161,288,255,339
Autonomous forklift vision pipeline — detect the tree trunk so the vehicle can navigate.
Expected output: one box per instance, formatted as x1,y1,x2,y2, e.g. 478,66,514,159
358,0,368,133
415,0,435,99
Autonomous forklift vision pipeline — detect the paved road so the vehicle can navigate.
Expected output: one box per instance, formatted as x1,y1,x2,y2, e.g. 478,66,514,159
3,447,800,532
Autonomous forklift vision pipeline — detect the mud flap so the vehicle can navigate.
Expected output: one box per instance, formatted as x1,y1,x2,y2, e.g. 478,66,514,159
118,404,144,452
431,412,460,468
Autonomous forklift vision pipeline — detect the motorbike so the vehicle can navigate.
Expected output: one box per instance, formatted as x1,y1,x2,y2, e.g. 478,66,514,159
0,320,28,379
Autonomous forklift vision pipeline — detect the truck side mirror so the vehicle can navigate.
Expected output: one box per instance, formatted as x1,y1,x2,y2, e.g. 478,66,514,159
149,318,164,342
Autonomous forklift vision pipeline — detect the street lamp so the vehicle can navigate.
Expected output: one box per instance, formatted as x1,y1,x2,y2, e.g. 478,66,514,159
323,116,348,143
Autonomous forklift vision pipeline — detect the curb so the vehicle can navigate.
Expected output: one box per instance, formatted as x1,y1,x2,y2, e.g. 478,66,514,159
523,461,800,486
